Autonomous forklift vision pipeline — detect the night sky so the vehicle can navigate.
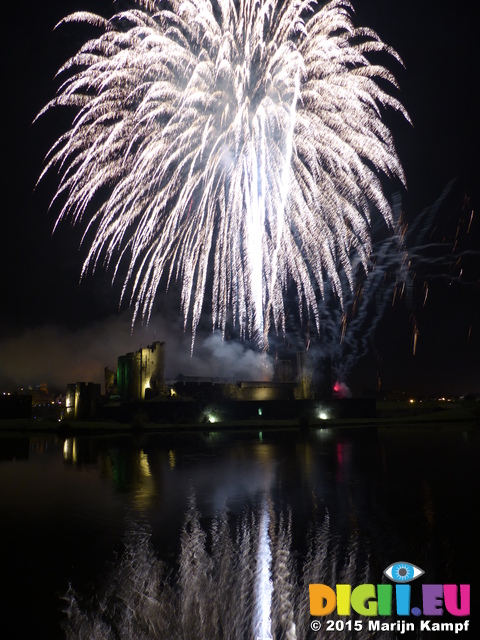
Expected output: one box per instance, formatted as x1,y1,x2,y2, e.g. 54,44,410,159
1,0,479,395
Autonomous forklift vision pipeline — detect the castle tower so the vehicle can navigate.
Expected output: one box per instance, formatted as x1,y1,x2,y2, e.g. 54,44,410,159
141,341,166,399
117,341,166,400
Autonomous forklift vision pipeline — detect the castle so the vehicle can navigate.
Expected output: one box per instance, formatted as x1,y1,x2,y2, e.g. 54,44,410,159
66,341,375,422
116,341,166,400
67,341,165,419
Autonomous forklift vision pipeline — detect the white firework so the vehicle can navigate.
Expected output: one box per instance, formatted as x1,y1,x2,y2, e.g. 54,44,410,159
38,0,409,348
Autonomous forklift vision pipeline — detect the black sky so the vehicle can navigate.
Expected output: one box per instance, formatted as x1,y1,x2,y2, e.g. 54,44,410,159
1,0,479,395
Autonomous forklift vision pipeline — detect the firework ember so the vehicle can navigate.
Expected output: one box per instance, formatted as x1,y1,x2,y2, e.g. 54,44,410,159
39,0,409,348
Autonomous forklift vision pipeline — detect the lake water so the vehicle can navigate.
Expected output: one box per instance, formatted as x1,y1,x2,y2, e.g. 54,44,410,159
0,425,477,639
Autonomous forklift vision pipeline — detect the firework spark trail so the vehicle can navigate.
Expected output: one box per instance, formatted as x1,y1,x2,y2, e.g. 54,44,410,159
38,0,409,348
292,196,409,384
303,182,473,383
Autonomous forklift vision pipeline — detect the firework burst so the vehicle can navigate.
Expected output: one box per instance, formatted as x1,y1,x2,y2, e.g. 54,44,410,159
38,0,409,348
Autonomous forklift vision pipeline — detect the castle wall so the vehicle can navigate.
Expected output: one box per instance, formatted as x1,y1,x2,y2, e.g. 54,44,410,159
104,367,117,396
0,394,32,419
141,341,165,398
101,397,377,424
117,341,166,401
66,382,101,419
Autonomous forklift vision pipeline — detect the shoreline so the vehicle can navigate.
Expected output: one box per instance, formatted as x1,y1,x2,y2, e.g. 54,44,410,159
1,404,479,436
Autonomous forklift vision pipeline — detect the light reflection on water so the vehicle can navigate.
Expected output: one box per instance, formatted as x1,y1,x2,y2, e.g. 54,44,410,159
63,496,380,640
0,427,478,639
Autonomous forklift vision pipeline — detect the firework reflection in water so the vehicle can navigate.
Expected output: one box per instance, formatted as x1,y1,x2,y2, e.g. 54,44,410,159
63,497,396,640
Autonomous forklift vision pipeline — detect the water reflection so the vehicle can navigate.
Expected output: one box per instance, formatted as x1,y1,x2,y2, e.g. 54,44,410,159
63,438,77,464
1,428,477,639
63,437,158,510
64,494,394,640
0,436,29,461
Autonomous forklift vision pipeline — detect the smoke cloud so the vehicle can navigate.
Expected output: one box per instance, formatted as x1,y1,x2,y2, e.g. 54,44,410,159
0,312,273,392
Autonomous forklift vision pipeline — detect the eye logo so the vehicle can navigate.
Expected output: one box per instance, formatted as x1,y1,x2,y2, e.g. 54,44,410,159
384,561,424,583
